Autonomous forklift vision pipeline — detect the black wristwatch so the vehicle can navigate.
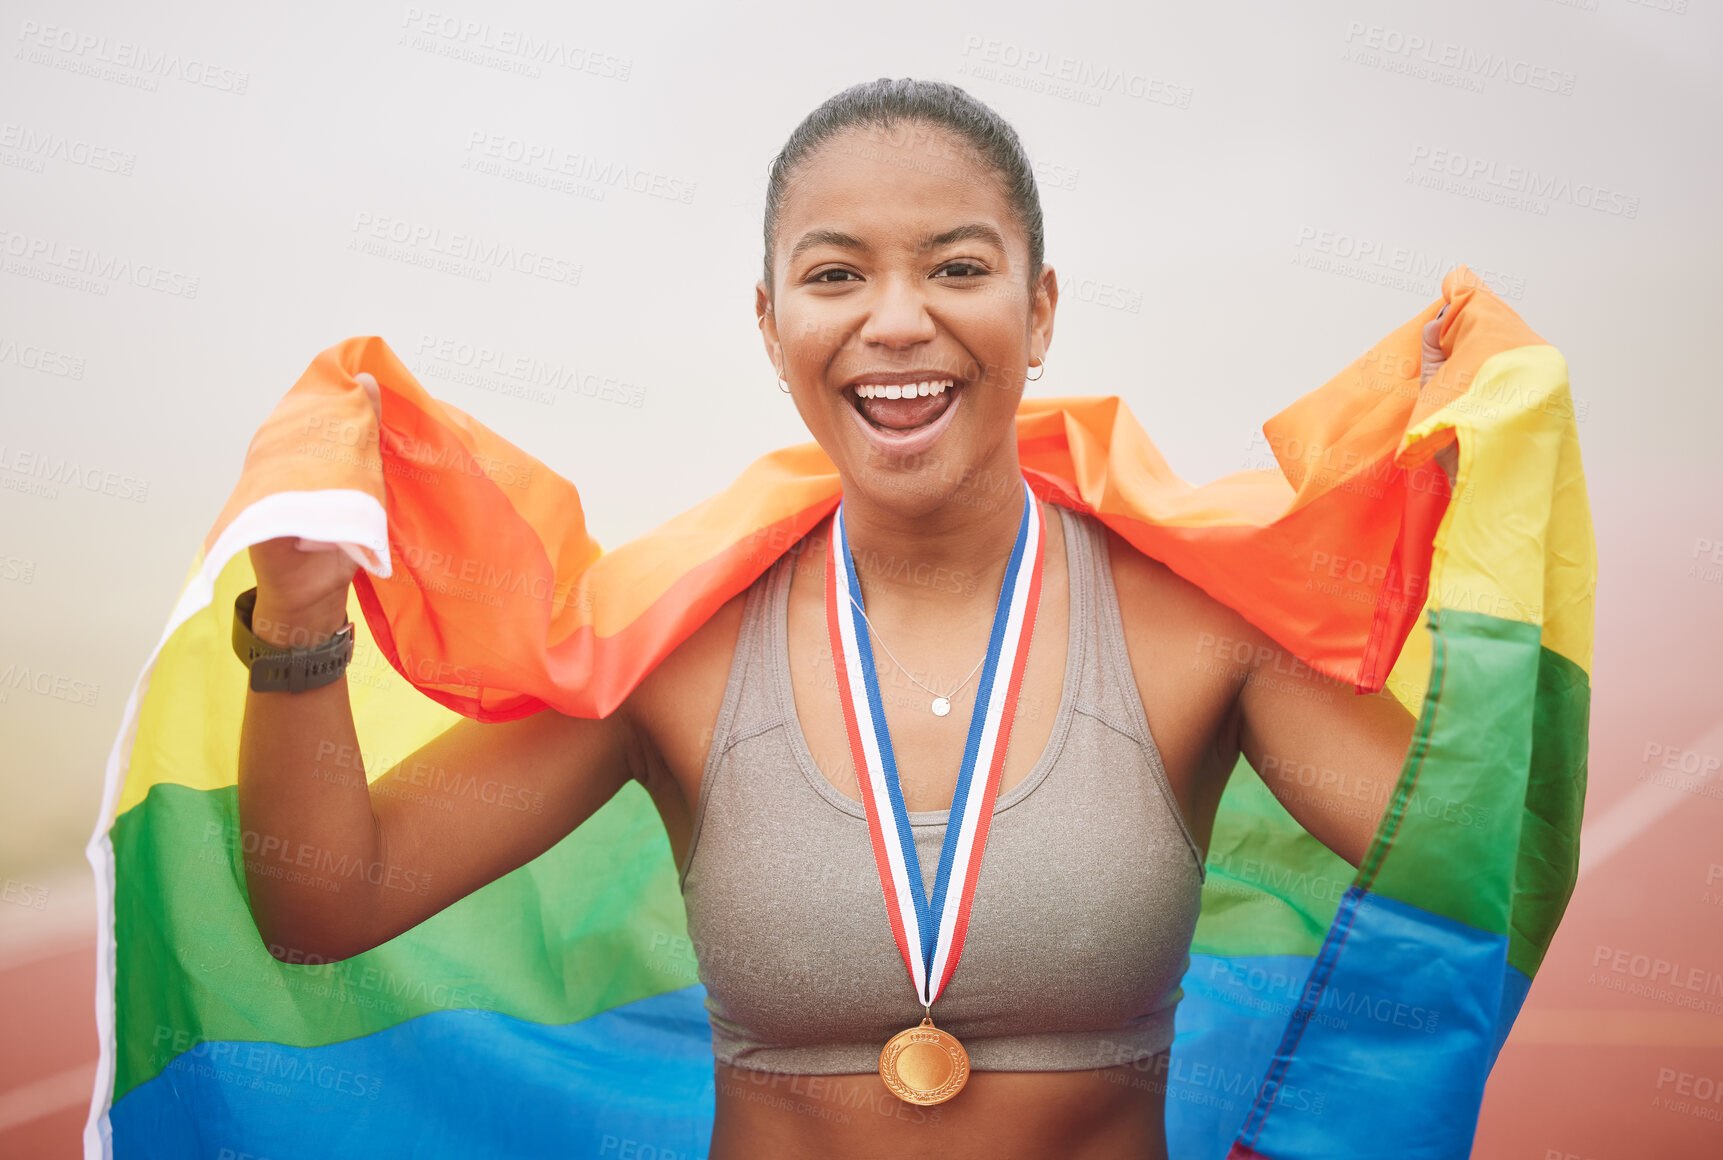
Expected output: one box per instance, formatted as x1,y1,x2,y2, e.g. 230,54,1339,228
232,587,356,693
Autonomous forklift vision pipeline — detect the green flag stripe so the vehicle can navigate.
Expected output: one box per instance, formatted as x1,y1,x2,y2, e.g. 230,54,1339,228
1195,611,1587,967
1194,760,1351,959
109,779,694,1103
1508,644,1590,978
1370,610,1547,933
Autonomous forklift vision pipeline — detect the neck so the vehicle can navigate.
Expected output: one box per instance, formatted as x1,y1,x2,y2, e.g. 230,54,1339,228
832,444,1030,624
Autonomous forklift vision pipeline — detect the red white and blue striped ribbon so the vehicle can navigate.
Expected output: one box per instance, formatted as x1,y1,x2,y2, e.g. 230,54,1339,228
824,475,1045,1008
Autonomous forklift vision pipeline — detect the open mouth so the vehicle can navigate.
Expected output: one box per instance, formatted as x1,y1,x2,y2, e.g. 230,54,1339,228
846,378,961,434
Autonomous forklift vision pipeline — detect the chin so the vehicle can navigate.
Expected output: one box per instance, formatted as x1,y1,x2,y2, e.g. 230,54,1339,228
842,430,1023,523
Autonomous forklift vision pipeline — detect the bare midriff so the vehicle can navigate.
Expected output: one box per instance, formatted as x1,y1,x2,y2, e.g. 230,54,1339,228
708,1054,1171,1160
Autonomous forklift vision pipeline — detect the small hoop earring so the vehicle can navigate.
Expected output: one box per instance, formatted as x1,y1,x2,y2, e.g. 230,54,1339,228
777,373,791,394
1025,361,1045,383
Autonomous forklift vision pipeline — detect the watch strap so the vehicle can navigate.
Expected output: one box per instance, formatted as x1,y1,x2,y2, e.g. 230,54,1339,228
233,587,356,693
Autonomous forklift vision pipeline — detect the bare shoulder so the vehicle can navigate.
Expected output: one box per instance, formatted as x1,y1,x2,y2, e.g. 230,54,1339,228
1096,522,1267,848
623,581,753,803
1099,522,1261,668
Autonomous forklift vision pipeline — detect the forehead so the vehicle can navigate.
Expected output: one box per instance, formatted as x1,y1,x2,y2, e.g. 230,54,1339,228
776,124,1019,255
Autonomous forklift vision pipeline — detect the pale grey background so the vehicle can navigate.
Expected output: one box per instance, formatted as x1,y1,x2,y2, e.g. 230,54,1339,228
0,0,1715,935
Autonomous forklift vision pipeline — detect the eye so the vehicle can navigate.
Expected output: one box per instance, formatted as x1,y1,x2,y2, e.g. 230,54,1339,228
934,261,988,278
809,267,861,283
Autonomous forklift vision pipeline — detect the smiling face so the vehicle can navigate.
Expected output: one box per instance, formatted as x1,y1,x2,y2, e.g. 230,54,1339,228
757,122,1057,517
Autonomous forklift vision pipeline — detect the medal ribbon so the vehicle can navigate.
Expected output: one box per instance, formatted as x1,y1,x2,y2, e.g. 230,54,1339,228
825,476,1045,1008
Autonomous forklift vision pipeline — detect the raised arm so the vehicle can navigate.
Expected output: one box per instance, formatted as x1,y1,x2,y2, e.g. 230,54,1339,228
1229,634,1420,869
237,536,645,964
1225,305,1459,865
1232,426,1458,867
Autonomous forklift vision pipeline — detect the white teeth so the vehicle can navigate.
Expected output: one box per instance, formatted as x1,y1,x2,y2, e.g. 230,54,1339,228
854,379,953,399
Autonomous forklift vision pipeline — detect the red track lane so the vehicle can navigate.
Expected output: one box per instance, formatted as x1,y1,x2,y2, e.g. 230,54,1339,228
0,936,96,1159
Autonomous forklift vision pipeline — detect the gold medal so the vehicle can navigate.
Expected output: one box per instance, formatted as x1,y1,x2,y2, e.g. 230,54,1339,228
878,1015,970,1106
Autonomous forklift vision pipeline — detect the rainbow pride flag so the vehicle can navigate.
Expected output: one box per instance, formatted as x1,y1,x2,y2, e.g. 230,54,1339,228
84,266,1592,1158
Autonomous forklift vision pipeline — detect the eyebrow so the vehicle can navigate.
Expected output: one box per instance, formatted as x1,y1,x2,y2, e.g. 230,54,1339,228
787,222,1009,265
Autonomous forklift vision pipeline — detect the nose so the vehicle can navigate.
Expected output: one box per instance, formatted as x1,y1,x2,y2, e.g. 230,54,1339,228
856,273,937,353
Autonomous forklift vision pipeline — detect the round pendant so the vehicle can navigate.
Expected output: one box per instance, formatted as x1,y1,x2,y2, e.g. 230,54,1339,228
878,1017,970,1105
931,696,951,717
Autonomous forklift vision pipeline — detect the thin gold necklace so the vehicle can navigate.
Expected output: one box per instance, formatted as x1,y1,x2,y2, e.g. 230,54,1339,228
845,588,996,717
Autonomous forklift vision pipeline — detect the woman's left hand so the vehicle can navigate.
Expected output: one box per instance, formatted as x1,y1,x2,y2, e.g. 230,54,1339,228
1421,304,1458,489
1420,306,1448,388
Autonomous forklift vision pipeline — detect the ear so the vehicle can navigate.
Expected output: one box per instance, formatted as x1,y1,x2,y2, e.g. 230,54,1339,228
756,280,783,376
1028,265,1058,368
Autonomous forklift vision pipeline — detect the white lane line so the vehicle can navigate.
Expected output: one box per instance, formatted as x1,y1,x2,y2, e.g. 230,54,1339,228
1577,719,1723,882
0,1060,97,1134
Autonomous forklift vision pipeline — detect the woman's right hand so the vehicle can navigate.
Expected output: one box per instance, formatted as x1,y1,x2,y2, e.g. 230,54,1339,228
247,536,362,642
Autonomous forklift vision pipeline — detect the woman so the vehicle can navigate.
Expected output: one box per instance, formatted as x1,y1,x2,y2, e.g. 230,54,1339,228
238,79,1446,1159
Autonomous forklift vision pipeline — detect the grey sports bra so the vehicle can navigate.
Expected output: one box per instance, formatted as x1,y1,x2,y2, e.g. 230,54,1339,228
677,504,1206,1073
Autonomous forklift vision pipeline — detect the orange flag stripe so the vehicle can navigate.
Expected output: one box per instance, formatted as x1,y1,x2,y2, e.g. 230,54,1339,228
206,266,1539,722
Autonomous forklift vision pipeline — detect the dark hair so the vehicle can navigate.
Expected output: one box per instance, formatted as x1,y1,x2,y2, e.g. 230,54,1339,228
762,78,1044,295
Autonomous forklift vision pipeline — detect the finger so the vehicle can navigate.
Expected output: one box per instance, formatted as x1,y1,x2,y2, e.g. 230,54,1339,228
355,371,382,421
1433,442,1458,489
1420,317,1448,387
335,542,372,572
